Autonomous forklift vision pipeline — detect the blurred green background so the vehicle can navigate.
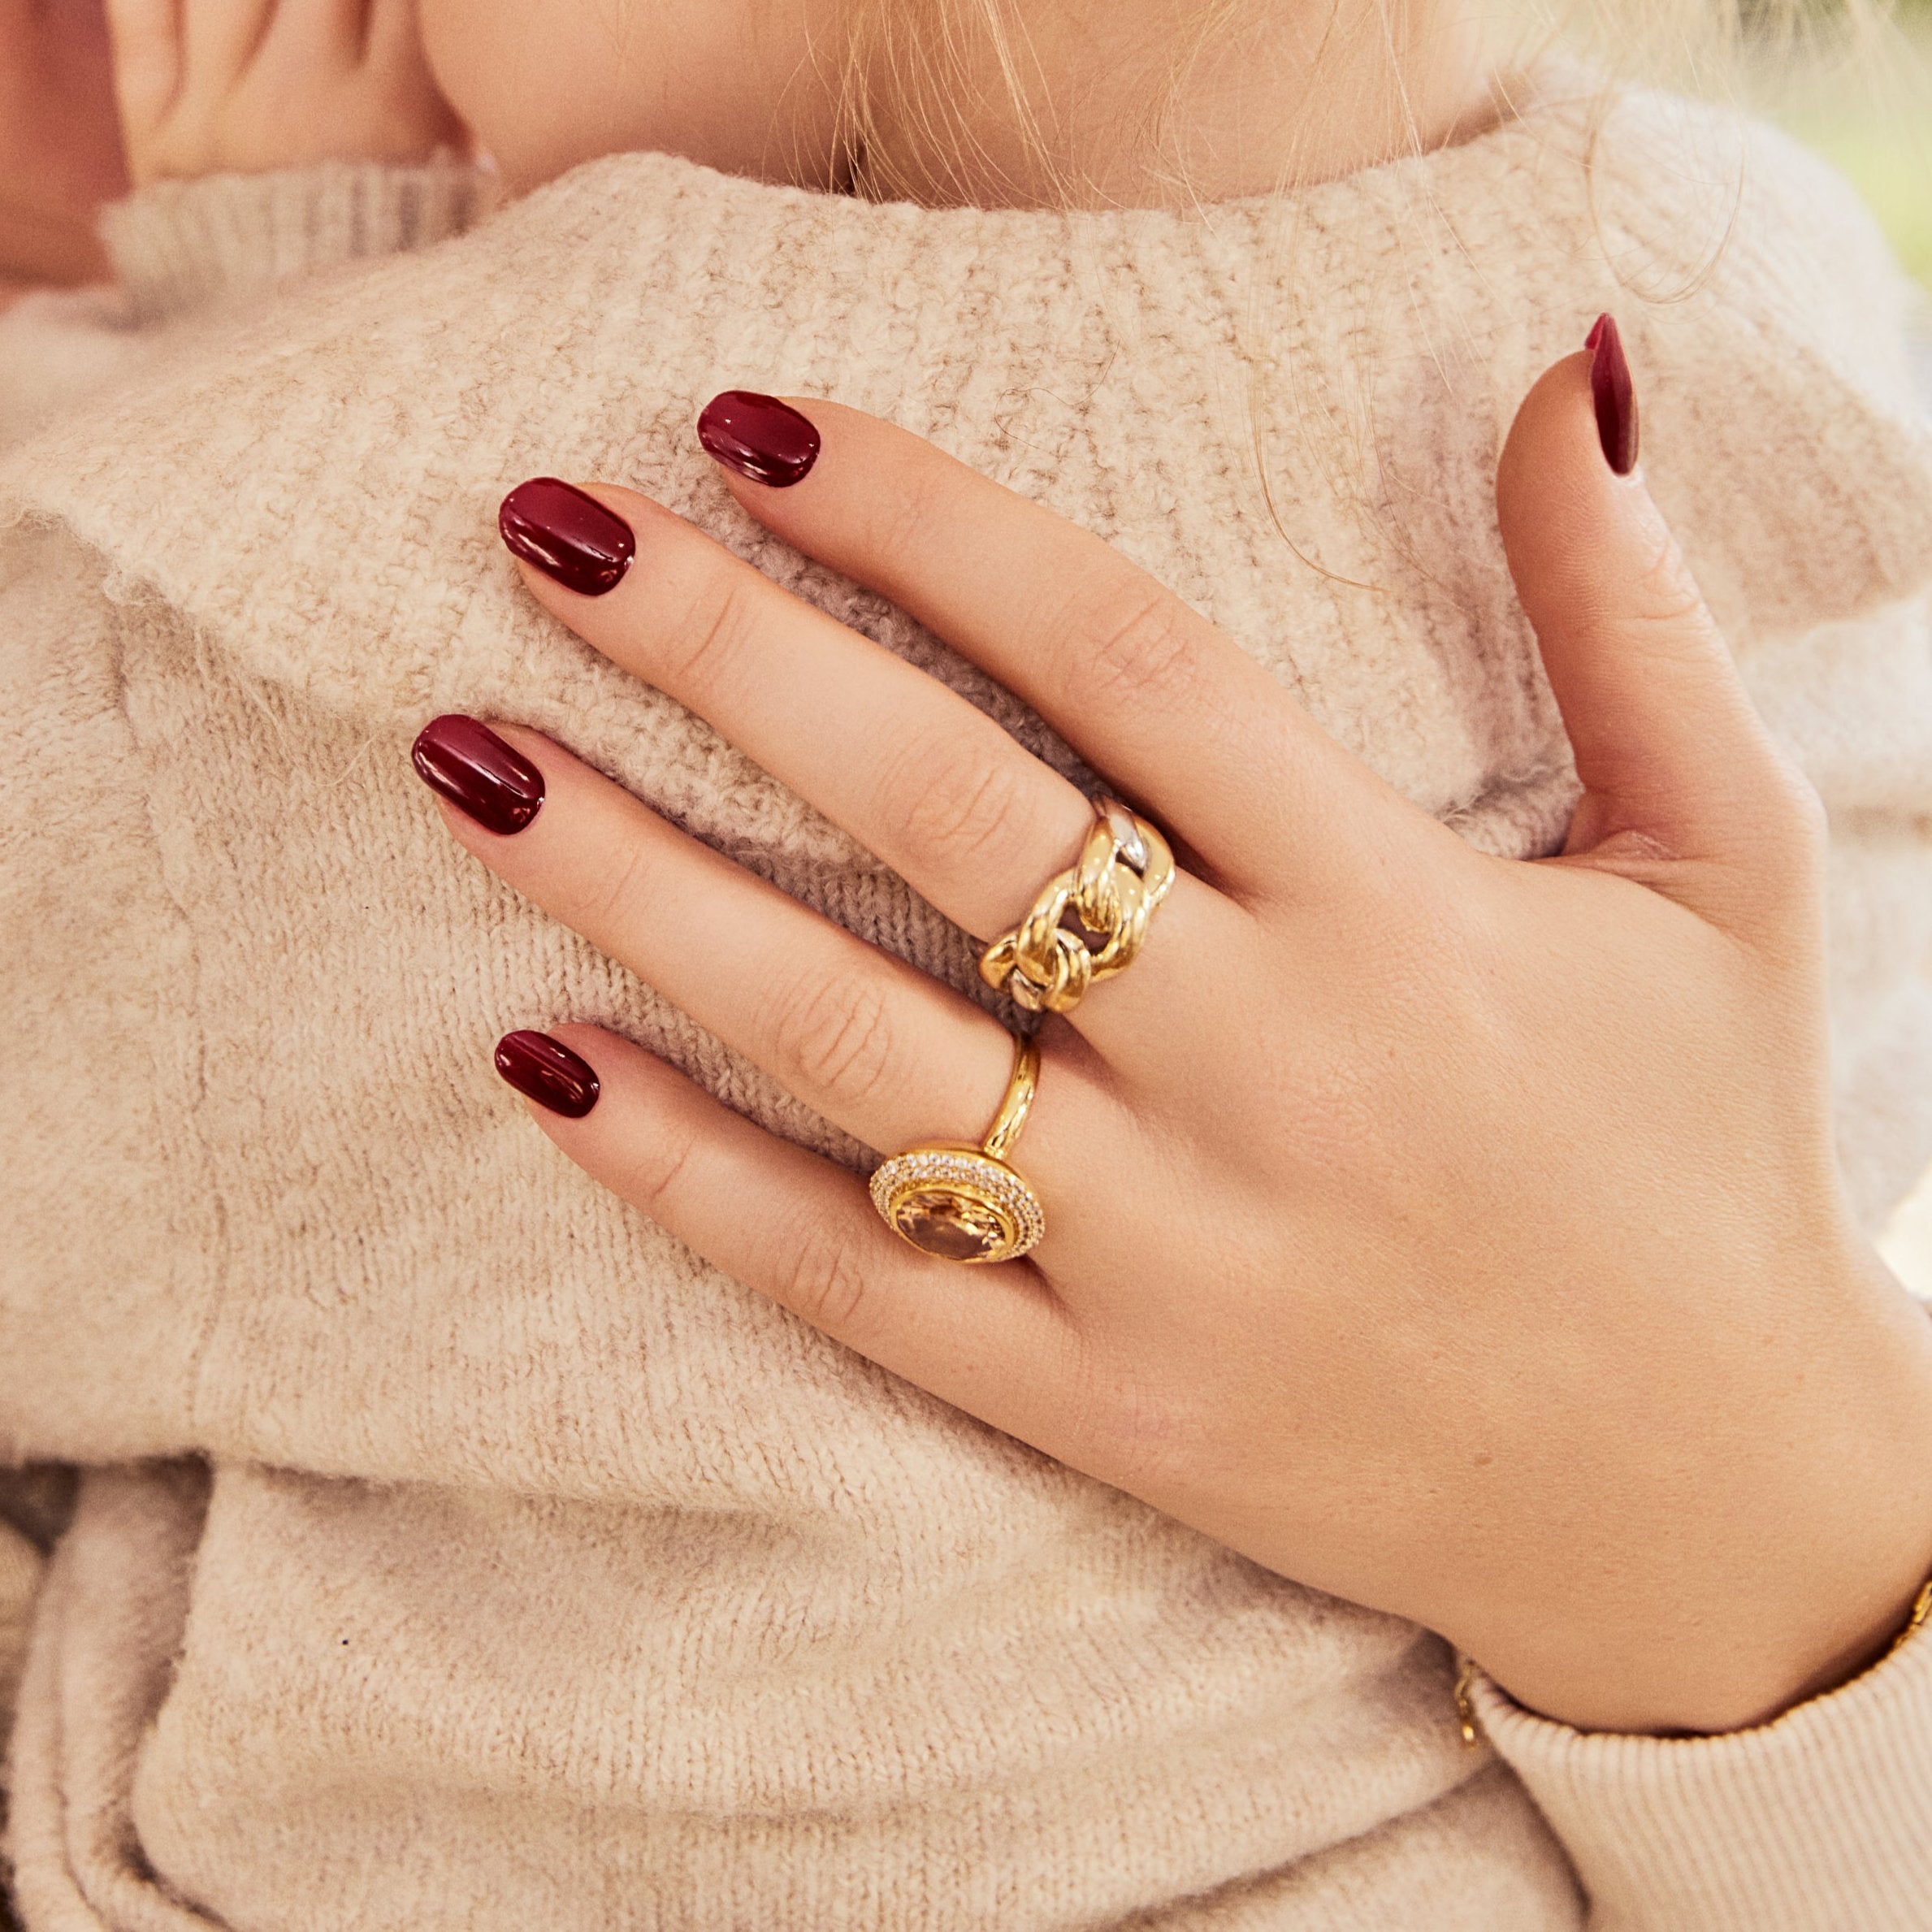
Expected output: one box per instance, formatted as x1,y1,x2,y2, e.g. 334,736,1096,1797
1768,7,1931,286
1817,6,1930,1280
1765,6,1930,1278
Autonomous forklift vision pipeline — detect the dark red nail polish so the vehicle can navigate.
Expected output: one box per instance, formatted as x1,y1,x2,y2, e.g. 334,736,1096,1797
500,478,635,596
495,1030,600,1118
697,391,821,487
412,715,544,835
1587,314,1640,477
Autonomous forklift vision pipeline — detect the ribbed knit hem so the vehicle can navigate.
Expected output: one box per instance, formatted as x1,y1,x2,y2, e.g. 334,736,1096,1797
1469,1610,1932,1930
101,158,490,324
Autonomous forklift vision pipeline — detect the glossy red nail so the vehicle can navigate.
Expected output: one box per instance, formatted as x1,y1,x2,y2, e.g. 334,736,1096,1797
500,478,635,596
697,391,821,487
411,715,544,835
1587,314,1640,477
495,1031,600,1119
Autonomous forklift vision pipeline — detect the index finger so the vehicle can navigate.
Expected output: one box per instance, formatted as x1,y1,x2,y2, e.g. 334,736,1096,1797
698,392,1402,893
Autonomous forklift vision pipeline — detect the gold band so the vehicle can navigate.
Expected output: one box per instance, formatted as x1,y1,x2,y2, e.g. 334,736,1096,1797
869,1033,1045,1265
980,798,1175,1015
980,1032,1039,1163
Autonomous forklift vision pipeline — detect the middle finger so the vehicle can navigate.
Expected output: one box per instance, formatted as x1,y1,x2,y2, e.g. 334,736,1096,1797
496,478,1249,1047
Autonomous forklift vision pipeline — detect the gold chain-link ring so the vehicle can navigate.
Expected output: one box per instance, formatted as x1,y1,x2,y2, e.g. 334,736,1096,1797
869,1033,1045,1265
978,799,1175,1015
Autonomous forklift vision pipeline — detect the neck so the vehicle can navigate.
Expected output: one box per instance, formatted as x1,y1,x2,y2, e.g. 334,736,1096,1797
847,0,1502,210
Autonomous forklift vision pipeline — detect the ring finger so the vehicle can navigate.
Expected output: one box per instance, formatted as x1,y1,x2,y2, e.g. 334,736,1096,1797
413,715,1108,1194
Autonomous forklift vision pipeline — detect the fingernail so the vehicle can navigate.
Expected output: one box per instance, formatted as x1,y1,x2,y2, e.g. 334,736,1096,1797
697,391,821,487
500,478,635,596
1587,313,1640,477
495,1030,600,1118
411,715,545,835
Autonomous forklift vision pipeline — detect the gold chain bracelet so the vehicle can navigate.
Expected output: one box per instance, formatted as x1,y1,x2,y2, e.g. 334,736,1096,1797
1453,1657,1480,1748
1891,1575,1932,1660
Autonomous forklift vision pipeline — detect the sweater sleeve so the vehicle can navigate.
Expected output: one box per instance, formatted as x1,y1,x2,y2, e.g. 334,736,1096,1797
1466,1601,1932,1928
0,158,488,453
99,155,492,325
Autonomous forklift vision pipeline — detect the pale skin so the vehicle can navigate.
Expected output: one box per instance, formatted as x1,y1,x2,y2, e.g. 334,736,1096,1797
100,0,1932,1735
105,0,460,182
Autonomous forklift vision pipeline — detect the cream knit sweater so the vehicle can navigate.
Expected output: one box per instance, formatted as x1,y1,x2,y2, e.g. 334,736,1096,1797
3,68,1932,1932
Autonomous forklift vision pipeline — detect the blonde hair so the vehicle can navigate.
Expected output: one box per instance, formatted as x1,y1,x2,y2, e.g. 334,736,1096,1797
825,0,1927,210
816,0,1924,580
811,0,1916,583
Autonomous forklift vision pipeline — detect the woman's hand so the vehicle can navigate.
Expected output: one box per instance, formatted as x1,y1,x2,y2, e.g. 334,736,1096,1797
414,329,1932,1739
106,0,461,187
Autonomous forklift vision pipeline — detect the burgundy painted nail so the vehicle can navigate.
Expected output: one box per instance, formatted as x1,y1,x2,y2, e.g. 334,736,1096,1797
697,391,821,487
500,478,635,596
411,715,544,835
495,1030,600,1119
1587,313,1640,477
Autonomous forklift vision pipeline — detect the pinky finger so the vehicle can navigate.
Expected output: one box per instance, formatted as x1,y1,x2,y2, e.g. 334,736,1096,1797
501,1024,1081,1439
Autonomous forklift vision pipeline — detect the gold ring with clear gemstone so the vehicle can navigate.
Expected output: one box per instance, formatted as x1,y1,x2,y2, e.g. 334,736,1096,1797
869,1033,1045,1265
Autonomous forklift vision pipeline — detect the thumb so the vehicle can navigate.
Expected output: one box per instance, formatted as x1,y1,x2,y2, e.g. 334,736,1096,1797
1497,317,1820,910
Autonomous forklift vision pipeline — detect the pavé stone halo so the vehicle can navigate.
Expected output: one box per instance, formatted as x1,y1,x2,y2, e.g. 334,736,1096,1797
869,1035,1045,1265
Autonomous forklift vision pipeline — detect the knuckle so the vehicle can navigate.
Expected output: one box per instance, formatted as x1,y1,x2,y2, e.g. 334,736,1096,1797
568,833,659,940
768,961,898,1111
613,1122,704,1222
1626,526,1713,636
1062,1345,1198,1495
776,1219,874,1336
884,729,1038,877
1788,773,1830,855
1611,523,1726,670
1072,578,1204,712
861,460,955,575
654,561,761,696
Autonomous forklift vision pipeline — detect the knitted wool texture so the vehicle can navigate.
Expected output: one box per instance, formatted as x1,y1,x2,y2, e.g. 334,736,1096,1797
3,73,1932,1932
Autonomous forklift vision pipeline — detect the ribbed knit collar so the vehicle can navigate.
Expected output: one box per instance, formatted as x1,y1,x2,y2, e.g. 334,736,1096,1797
4,64,1928,869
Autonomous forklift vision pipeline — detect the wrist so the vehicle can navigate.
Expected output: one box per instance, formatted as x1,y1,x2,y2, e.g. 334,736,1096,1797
1477,1561,1932,1738
1644,1559,1930,1737
1472,1271,1932,1736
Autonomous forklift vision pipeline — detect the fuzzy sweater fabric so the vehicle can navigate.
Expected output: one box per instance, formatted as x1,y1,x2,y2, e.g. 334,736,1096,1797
0,156,491,453
4,70,1932,1932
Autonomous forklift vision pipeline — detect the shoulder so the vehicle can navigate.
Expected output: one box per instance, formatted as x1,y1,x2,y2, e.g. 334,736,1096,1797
0,285,156,455
1569,81,1926,414
1514,79,1932,631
